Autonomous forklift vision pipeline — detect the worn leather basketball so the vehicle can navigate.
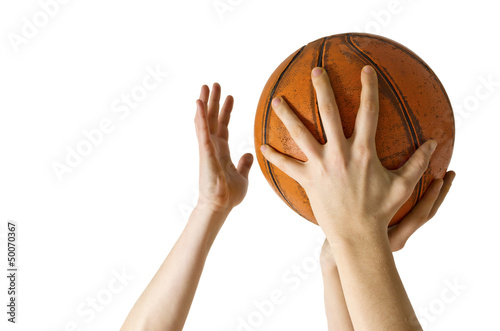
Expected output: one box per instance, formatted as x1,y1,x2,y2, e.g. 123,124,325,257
254,33,455,226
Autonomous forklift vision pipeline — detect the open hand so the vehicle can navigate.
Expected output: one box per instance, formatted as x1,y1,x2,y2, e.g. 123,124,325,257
260,66,440,239
194,83,253,214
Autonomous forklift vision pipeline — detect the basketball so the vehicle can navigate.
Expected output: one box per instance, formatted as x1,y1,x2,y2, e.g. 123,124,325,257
254,33,455,226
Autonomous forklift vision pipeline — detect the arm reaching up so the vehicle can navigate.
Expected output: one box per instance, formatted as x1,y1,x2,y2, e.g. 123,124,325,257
320,171,455,330
260,65,451,330
121,83,253,331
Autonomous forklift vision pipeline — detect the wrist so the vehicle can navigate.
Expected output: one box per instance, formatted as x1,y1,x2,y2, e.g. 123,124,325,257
186,206,231,251
323,222,389,255
192,204,231,225
194,200,232,215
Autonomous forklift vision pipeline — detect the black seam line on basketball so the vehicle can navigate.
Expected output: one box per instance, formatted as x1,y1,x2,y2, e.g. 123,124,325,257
315,37,328,144
355,32,453,119
345,33,423,202
263,46,306,218
345,34,420,147
345,33,424,202
349,33,454,199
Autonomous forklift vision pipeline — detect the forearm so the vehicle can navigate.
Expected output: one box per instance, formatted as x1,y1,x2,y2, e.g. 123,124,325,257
321,262,354,331
121,206,230,331
327,228,421,331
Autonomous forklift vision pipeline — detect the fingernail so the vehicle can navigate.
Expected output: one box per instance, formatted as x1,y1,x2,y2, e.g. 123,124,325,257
272,97,281,108
363,65,374,74
430,140,438,153
312,67,323,77
260,144,267,152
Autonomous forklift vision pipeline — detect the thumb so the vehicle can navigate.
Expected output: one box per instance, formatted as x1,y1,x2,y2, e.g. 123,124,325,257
396,140,437,186
237,153,254,179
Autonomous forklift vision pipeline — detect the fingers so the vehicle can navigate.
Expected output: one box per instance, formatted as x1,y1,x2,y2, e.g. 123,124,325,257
395,139,437,188
236,153,254,179
217,95,234,141
353,66,380,148
194,99,215,155
207,83,221,135
428,171,456,219
215,95,234,169
199,84,209,109
388,177,444,251
196,83,251,180
272,96,321,158
260,144,304,180
311,67,345,145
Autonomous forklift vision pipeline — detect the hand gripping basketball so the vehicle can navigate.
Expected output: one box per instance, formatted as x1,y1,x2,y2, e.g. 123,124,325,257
260,66,439,237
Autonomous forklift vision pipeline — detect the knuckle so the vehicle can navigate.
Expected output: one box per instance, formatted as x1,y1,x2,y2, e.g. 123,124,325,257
394,177,412,196
363,100,379,114
278,155,288,171
417,214,428,225
216,127,228,138
355,143,374,162
324,153,347,175
315,162,329,177
415,154,430,172
290,125,305,140
320,103,337,115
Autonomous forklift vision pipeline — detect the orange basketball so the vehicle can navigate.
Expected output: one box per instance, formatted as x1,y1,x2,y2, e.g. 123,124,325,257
254,33,455,226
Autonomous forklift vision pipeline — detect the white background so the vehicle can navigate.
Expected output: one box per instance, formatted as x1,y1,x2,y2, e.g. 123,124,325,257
1,0,499,330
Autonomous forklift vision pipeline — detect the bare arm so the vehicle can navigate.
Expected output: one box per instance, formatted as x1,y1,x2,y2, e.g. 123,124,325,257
260,65,451,330
121,207,228,330
333,231,419,330
121,83,253,331
319,171,454,330
320,239,354,331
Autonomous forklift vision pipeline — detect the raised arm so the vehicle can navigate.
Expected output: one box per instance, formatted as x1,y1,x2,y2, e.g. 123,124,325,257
320,171,455,330
260,65,450,330
320,238,354,331
121,83,253,331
